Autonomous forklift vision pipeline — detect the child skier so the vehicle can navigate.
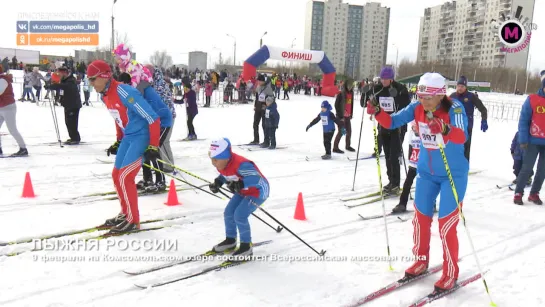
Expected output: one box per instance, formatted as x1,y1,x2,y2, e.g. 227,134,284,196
511,131,533,185
261,97,280,149
306,101,342,160
208,138,270,260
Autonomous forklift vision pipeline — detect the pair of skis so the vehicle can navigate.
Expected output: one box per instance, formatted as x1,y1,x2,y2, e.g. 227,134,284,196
127,240,273,288
0,215,186,256
343,189,412,208
345,259,487,306
358,210,414,221
347,154,384,161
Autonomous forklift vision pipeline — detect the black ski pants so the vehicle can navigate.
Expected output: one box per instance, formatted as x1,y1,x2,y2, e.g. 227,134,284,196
252,109,264,143
323,131,334,155
64,108,80,142
381,128,403,187
399,166,417,206
143,127,171,183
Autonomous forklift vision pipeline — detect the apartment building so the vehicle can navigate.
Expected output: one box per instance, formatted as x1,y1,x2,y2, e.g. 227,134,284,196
417,0,536,69
304,0,390,79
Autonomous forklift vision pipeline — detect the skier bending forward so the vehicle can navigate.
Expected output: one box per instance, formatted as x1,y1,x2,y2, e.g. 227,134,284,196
87,60,161,233
208,138,270,261
367,72,469,292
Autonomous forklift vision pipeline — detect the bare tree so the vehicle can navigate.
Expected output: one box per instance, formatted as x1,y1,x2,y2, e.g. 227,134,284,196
114,31,131,49
149,50,173,69
397,58,541,94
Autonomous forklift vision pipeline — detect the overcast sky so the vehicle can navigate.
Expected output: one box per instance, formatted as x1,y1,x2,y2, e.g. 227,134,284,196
1,0,543,72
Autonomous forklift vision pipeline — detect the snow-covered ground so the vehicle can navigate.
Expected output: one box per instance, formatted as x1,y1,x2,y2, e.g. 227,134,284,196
0,74,542,307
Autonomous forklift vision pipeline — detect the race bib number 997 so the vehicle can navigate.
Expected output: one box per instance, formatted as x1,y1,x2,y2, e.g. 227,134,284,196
418,122,444,149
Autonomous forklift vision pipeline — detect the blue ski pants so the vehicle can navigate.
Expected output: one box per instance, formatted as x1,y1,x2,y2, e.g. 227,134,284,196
224,194,264,243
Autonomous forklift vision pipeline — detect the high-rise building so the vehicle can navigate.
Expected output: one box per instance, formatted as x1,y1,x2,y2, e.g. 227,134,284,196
417,0,536,69
304,0,390,79
188,51,208,71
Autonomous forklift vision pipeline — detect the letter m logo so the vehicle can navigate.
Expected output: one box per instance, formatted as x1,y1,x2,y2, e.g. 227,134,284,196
503,26,519,40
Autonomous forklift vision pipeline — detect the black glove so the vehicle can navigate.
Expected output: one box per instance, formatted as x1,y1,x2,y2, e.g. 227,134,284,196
209,178,223,193
107,140,121,156
227,180,244,193
144,145,160,162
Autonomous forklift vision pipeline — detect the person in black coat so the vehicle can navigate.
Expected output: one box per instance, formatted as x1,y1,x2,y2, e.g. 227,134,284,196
49,67,82,145
361,67,410,193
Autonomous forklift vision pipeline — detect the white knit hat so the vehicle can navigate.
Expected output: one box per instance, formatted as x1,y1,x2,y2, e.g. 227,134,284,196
417,73,447,96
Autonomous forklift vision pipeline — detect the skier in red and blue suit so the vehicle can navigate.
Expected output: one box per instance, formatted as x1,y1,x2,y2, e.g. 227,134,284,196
86,60,161,234
367,72,469,292
207,137,270,261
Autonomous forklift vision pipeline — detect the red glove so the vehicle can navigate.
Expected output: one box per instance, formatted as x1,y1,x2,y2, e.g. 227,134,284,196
428,117,450,135
366,101,379,115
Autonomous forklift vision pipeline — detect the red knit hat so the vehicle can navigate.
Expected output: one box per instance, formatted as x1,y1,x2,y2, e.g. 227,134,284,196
87,60,112,78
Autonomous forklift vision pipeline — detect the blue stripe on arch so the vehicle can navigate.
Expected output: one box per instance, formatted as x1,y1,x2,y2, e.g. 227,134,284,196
245,46,270,67
318,55,335,74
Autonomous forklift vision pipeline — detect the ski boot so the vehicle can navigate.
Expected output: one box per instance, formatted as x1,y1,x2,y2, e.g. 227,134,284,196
528,193,543,205
64,139,80,145
345,146,356,152
229,242,253,262
137,180,154,191
514,193,523,205
434,274,457,291
155,181,167,192
212,237,237,253
400,261,429,282
332,148,344,154
145,182,162,194
108,220,139,234
248,140,259,145
11,148,28,157
189,134,198,140
100,213,127,229
392,203,407,213
259,141,270,148
268,144,276,150
321,154,331,160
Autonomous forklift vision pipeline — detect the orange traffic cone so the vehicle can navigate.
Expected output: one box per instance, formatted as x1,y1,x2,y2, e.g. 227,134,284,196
164,179,181,206
22,172,36,198
294,192,306,220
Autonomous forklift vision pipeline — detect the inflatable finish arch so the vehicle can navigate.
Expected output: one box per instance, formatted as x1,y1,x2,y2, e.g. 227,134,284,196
242,45,339,97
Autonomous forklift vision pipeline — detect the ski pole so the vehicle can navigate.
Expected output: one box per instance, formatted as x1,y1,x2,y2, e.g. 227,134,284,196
397,132,413,200
351,104,366,191
372,117,394,271
144,163,223,200
428,112,496,306
48,99,63,148
249,200,326,256
158,159,231,194
217,190,283,233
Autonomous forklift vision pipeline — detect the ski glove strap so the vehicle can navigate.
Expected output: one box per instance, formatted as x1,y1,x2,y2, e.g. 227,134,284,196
227,180,244,194
144,145,160,161
107,140,121,156
209,178,223,194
